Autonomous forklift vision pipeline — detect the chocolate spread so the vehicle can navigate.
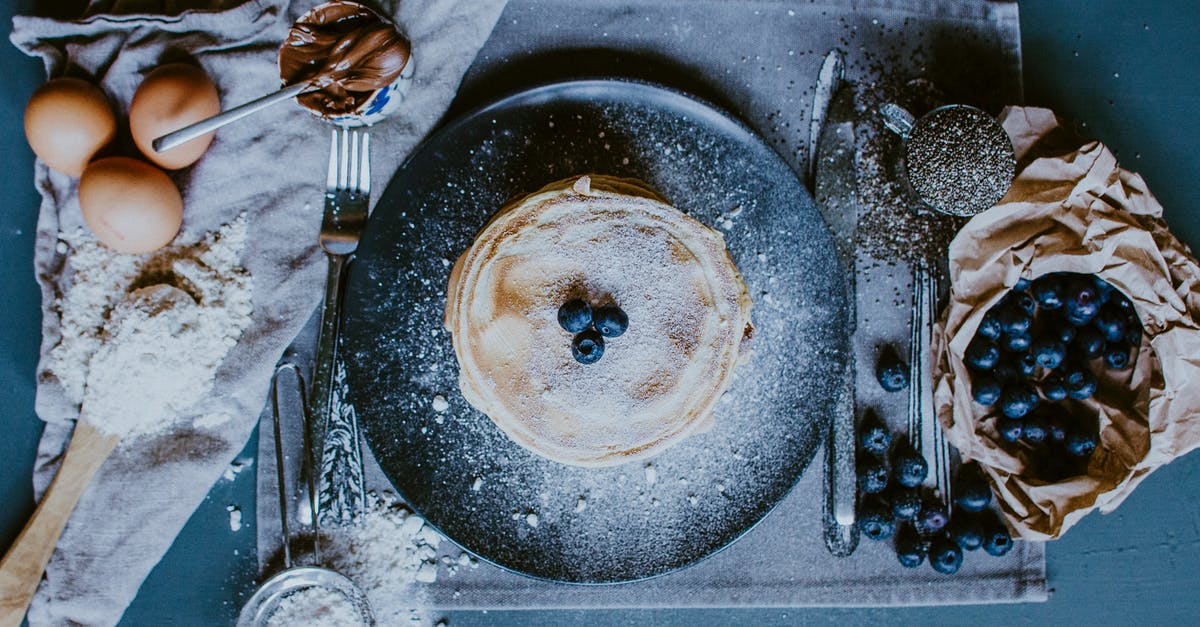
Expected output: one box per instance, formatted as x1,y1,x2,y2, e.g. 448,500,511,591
279,1,411,117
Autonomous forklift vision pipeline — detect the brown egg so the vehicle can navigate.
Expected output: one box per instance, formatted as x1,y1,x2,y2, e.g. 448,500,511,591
24,77,117,177
130,63,221,170
79,157,183,254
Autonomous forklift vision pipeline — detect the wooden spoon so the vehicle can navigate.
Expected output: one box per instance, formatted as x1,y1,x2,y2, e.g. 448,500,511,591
0,421,120,627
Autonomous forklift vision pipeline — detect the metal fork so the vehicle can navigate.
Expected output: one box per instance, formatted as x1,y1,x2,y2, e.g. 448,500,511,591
312,128,370,526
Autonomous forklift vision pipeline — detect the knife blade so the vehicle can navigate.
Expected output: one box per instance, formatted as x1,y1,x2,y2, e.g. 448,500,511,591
814,83,861,557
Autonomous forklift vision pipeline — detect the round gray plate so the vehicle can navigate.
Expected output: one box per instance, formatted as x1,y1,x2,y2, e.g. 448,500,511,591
341,79,849,583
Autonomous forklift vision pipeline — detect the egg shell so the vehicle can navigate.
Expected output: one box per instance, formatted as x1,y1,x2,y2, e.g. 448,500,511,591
24,77,117,177
79,157,183,254
130,63,221,170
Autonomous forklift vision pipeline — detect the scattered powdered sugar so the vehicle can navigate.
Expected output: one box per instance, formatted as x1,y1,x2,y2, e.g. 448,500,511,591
320,491,476,624
44,217,252,437
266,586,361,627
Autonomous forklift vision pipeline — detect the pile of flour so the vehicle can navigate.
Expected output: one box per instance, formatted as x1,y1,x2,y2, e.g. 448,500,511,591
266,586,363,627
44,217,253,437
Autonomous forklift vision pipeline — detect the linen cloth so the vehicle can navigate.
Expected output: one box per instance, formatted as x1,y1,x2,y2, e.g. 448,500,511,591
9,0,507,624
257,0,1048,609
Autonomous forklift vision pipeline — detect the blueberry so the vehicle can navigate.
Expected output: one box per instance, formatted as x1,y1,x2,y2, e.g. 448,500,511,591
981,512,1014,557
890,486,923,521
1104,342,1131,370
1064,368,1098,400
1003,331,1032,353
558,299,592,333
571,330,605,364
857,410,892,456
857,495,896,541
1093,276,1115,304
857,454,890,494
1013,277,1032,293
929,536,964,575
953,463,993,513
1094,303,1128,342
895,524,928,568
1000,382,1038,418
1040,375,1068,402
1073,326,1106,359
1047,413,1069,443
977,312,1003,340
1064,277,1101,324
876,347,909,392
1031,275,1064,310
996,304,1032,336
1066,430,1098,458
916,499,950,536
1015,352,1038,378
1032,336,1066,370
997,417,1023,443
972,377,1002,406
891,440,928,488
1022,413,1049,444
1056,323,1077,345
948,511,985,551
965,338,1001,370
1125,324,1143,347
592,305,629,338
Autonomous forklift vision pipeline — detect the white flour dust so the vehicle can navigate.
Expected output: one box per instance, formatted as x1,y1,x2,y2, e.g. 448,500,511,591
44,217,253,437
266,586,362,627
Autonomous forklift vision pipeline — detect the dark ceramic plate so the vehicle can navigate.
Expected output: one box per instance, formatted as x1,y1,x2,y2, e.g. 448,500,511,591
341,79,849,583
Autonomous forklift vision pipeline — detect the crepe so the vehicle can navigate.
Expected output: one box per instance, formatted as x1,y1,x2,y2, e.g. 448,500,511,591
445,175,753,467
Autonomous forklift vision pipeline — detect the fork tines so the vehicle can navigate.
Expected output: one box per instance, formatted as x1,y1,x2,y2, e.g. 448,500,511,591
326,128,371,196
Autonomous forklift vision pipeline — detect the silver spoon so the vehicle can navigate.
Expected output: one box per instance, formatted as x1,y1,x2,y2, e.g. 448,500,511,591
152,82,312,153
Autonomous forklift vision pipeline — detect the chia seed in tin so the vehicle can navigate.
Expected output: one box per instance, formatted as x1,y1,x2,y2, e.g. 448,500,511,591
904,106,1016,217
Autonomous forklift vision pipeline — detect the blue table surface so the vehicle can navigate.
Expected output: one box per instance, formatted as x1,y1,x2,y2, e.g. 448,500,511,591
2,1,1198,624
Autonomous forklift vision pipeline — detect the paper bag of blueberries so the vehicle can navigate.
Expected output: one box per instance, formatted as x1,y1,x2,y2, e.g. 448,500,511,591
932,106,1200,541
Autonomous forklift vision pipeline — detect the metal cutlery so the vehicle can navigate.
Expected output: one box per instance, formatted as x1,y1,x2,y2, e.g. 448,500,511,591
312,128,371,527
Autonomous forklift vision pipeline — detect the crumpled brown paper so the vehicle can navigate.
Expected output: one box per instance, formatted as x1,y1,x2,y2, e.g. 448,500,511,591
932,105,1200,541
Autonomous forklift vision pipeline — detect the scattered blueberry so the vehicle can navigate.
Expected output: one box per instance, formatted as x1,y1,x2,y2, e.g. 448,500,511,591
1040,375,1068,402
1066,430,1098,458
1104,342,1131,370
571,330,605,364
997,417,1023,443
857,410,892,456
1015,352,1039,378
895,524,927,568
1064,367,1098,400
1013,277,1032,293
965,338,1001,370
1055,322,1077,345
557,299,593,333
857,454,890,494
1046,413,1069,443
1094,303,1128,342
1064,278,1101,325
1003,331,1033,352
977,312,1003,340
981,512,1014,557
891,486,923,521
953,463,993,513
858,495,896,541
928,536,965,575
1073,326,1106,359
1022,413,1049,444
1000,382,1038,419
593,305,629,338
876,347,909,392
948,512,985,551
1031,275,1064,310
916,499,950,536
1093,275,1115,304
1032,336,1066,370
1011,291,1037,316
891,440,928,488
996,304,1033,336
972,377,1002,406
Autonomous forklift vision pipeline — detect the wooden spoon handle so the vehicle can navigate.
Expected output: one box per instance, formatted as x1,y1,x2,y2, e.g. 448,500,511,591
0,421,119,627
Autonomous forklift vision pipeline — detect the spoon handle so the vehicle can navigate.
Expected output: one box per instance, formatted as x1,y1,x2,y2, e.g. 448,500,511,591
152,82,310,153
0,421,120,627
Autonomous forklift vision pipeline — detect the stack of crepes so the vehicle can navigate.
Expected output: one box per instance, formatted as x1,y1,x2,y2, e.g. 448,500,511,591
933,106,1200,540
444,175,754,467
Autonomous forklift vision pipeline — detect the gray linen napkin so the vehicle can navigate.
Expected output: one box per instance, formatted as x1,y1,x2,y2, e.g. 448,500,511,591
258,0,1047,610
10,0,506,624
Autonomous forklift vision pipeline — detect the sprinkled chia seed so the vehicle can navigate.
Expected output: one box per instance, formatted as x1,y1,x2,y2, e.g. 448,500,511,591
904,105,1015,217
